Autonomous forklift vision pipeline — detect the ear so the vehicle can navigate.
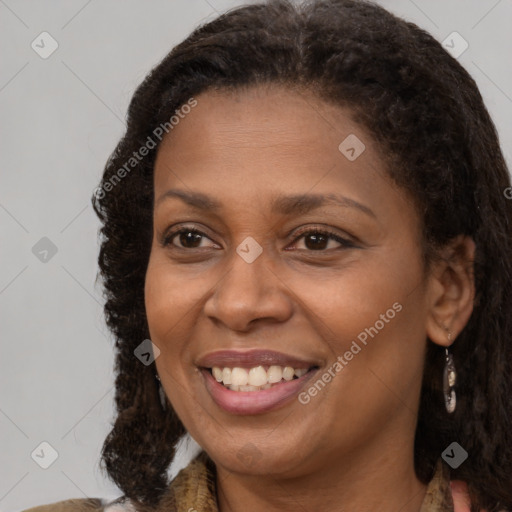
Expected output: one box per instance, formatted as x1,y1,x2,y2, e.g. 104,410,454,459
425,235,476,346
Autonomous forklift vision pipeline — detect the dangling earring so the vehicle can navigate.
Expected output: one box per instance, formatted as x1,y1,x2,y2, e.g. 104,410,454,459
155,374,167,411
443,331,457,414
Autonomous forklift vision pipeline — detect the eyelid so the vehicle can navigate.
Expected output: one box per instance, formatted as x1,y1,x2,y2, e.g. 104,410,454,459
287,225,356,249
160,223,356,251
292,226,356,250
160,223,219,248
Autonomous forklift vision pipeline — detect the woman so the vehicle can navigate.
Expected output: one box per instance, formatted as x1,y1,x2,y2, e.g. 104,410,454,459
25,0,512,510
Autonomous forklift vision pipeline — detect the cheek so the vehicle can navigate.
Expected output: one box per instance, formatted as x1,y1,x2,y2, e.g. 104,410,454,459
144,253,209,365
145,250,208,326
290,249,427,405
289,252,421,348
144,254,208,417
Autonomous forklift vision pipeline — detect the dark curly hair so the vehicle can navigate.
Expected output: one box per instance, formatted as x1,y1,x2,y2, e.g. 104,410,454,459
92,0,512,510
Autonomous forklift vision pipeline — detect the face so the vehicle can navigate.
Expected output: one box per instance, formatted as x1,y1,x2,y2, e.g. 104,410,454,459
145,85,432,479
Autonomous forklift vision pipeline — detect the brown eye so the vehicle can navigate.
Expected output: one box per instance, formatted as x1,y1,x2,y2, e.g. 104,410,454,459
292,229,352,251
163,228,218,249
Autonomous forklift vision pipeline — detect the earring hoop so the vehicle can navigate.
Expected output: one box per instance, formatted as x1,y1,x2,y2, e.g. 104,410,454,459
443,331,457,414
155,374,167,410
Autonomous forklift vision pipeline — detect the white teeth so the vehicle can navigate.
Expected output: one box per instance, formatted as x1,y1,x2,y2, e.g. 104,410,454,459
248,366,268,386
268,365,283,383
231,367,249,386
230,384,271,392
294,368,308,378
212,367,223,382
239,385,257,392
222,367,232,385
211,364,312,389
282,366,295,381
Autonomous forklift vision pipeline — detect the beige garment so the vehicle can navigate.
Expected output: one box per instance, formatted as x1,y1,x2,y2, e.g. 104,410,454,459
23,452,454,512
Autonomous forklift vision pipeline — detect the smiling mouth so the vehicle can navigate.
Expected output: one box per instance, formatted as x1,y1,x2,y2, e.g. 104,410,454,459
206,364,319,392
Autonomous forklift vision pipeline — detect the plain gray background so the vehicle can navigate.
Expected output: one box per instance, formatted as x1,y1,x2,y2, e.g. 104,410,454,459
1,1,511,510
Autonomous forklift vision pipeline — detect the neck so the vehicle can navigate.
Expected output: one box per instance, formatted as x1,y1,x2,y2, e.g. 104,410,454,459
215,429,427,512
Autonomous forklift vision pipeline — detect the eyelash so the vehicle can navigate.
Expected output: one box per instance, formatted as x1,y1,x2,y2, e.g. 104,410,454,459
161,225,354,251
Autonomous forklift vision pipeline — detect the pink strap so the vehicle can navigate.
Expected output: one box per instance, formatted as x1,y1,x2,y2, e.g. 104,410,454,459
451,481,471,512
451,481,491,512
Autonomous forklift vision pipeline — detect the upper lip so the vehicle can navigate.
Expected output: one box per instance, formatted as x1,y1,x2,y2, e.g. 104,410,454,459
196,349,320,369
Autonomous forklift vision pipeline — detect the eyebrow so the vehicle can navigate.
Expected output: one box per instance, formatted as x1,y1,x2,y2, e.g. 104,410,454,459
156,189,376,219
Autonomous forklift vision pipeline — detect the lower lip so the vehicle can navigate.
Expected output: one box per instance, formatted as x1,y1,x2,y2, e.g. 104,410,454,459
201,368,318,415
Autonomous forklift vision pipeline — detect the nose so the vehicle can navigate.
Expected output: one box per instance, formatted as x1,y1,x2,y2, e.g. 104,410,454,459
203,247,294,332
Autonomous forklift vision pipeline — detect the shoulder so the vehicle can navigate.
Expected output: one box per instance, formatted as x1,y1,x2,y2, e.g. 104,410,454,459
22,497,136,512
22,498,105,512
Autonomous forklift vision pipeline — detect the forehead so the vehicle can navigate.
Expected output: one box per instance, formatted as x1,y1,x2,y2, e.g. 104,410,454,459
159,85,362,152
153,85,389,199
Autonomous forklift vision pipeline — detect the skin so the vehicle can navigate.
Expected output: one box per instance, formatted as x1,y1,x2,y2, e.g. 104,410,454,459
144,84,475,512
